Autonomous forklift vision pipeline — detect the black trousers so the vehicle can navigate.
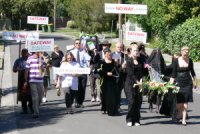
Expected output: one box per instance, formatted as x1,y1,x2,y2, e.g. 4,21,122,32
63,87,77,108
76,74,87,105
21,94,33,113
125,87,142,123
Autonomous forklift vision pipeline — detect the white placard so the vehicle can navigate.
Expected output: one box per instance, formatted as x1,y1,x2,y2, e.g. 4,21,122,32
112,53,121,60
125,31,147,43
26,39,54,52
105,3,147,15
66,45,74,51
2,31,39,41
54,67,90,75
27,16,49,24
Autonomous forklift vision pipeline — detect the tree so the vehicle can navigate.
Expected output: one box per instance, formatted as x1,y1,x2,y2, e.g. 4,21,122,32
127,0,200,40
69,0,116,33
0,0,53,29
165,17,200,61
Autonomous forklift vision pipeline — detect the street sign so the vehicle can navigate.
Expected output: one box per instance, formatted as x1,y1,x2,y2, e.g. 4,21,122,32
105,3,147,15
26,39,54,52
2,31,39,41
27,16,49,25
125,31,147,43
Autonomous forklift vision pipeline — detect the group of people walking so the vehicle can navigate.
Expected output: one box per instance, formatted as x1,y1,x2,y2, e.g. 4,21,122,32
13,38,197,127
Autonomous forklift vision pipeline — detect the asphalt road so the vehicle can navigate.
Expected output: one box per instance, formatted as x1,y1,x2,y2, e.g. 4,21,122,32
0,33,200,134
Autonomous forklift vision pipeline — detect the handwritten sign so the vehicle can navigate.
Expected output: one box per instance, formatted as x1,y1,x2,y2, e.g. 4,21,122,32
54,67,90,75
125,31,147,43
26,39,54,52
105,3,147,15
27,16,49,24
2,31,39,41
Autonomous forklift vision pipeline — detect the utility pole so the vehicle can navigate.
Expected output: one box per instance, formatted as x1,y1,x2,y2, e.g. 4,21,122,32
54,0,56,31
118,0,122,43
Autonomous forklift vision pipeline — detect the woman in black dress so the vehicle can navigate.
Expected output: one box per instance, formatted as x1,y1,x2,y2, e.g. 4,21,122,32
171,46,197,125
124,44,143,127
97,48,118,116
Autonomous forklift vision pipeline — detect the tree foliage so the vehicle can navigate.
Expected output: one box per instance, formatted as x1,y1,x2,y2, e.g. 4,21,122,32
165,18,200,61
127,0,200,40
69,0,116,34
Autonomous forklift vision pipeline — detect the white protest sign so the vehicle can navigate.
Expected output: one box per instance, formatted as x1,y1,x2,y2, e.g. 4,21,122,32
112,53,121,60
125,31,147,43
27,16,49,25
66,45,74,51
26,39,54,52
2,31,39,41
54,67,90,75
105,3,147,15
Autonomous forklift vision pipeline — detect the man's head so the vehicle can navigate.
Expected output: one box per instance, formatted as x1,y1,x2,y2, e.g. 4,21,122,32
100,40,110,51
74,39,81,49
115,42,123,53
21,48,28,58
54,45,60,52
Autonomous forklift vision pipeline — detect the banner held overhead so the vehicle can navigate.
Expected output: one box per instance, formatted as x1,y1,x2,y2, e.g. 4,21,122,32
2,31,39,41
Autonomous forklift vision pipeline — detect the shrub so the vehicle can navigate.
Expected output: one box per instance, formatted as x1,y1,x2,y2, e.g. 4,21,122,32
165,18,200,61
67,20,77,29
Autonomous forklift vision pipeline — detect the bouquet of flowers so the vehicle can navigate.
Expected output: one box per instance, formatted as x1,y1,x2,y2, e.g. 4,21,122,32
133,80,180,97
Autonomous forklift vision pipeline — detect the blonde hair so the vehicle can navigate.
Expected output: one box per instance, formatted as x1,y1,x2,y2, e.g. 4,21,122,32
181,46,189,51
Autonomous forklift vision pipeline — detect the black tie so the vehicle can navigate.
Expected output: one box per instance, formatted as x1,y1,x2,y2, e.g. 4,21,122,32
77,50,80,63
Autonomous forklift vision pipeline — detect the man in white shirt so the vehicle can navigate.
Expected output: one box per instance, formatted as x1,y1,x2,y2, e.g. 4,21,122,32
70,39,91,108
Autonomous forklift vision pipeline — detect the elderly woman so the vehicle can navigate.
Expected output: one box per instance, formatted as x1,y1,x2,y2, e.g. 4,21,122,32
124,44,144,127
51,45,64,95
170,46,197,126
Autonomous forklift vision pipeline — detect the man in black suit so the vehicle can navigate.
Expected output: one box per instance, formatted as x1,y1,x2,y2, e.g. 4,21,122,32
112,42,126,113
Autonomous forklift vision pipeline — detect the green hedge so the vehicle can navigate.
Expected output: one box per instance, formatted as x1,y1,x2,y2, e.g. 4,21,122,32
67,20,77,29
164,18,200,61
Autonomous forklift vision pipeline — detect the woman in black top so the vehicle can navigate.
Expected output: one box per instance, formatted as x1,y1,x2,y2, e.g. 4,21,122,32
124,44,143,127
171,46,197,125
51,45,64,85
98,48,118,116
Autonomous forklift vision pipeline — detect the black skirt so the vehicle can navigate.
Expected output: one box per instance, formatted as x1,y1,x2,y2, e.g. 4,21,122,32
176,72,193,103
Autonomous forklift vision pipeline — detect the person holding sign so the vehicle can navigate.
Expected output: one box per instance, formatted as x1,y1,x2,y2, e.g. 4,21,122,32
56,52,80,114
24,52,46,118
13,49,33,114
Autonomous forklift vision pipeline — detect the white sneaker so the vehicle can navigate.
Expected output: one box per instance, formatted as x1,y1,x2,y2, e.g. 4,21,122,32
127,122,132,127
134,122,141,126
96,97,100,102
91,98,96,102
42,97,47,103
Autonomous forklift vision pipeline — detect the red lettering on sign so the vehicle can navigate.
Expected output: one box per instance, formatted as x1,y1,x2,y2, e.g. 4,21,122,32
116,6,134,11
31,40,51,45
128,32,144,36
